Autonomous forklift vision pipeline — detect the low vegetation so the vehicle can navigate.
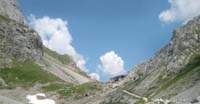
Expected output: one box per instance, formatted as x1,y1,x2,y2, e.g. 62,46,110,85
0,60,62,88
153,54,200,96
42,82,102,99
134,99,145,104
75,67,90,78
43,46,89,77
123,74,147,93
43,46,72,65
0,15,10,21
122,54,200,98
106,102,128,104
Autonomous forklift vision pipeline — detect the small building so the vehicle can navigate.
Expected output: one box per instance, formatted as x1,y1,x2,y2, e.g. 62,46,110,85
110,75,126,83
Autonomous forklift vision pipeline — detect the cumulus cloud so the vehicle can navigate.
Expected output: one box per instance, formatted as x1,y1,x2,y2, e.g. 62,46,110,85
99,51,126,77
28,15,88,72
89,73,100,81
159,0,200,23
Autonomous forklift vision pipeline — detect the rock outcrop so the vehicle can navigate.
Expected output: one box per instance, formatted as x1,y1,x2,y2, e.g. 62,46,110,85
1,0,199,104
0,16,43,68
103,16,200,104
0,77,7,88
0,0,26,24
0,1,92,103
0,0,43,68
125,16,200,95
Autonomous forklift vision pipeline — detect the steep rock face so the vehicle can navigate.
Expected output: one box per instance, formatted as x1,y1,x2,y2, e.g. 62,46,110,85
118,16,200,102
0,0,25,24
0,16,43,68
0,0,43,68
0,0,90,84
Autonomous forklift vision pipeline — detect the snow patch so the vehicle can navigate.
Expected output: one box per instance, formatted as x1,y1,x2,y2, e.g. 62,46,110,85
26,93,56,104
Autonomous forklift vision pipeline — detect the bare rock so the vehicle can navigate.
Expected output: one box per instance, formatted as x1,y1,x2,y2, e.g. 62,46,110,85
0,0,26,25
0,15,43,68
0,77,7,88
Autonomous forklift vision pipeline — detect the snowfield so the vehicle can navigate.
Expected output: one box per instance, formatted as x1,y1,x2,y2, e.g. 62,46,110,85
26,93,56,104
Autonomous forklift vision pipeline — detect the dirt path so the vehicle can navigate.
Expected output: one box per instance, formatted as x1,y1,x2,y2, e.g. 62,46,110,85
122,90,173,104
123,90,143,99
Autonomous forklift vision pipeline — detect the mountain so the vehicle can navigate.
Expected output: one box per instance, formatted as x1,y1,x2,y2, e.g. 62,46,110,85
0,0,97,104
0,0,43,69
101,16,200,104
0,0,91,84
41,46,91,84
0,0,200,104
0,0,26,24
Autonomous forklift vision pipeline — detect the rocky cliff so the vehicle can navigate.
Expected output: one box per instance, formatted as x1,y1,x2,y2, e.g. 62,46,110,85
0,0,91,81
0,16,43,69
0,1,94,103
0,0,26,24
1,0,200,104
0,0,43,68
102,16,200,104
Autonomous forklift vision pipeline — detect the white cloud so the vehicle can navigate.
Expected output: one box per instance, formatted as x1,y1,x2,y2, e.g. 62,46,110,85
99,51,126,77
28,15,88,72
89,73,100,81
159,0,200,23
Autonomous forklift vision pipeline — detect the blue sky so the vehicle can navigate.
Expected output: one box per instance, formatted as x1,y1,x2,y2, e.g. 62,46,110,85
19,0,198,81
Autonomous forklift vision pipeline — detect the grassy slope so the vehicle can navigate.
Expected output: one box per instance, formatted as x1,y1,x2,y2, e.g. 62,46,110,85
0,15,62,88
134,99,145,104
43,46,72,65
42,82,102,99
0,59,100,99
122,54,200,99
0,61,62,88
0,15,10,21
43,46,89,78
106,102,128,104
0,15,98,102
152,54,200,97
